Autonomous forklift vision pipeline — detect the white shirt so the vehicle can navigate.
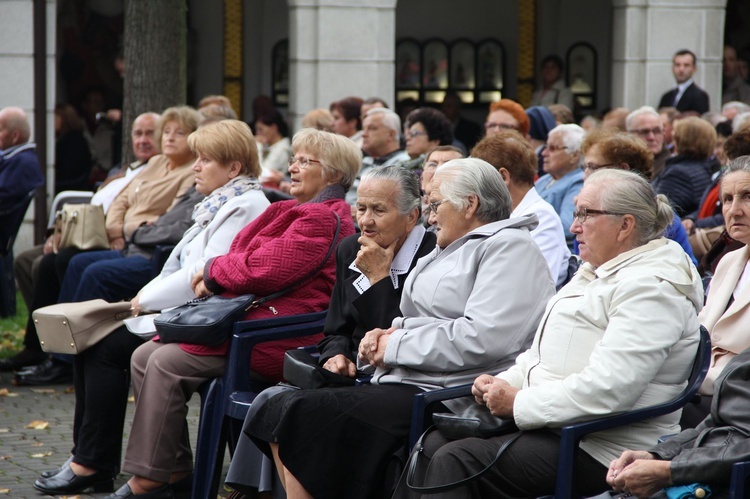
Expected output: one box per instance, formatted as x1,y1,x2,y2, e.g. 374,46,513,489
91,161,147,214
511,187,570,287
673,78,695,106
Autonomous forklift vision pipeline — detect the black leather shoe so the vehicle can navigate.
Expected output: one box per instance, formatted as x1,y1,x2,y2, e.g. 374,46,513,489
105,483,174,499
39,455,74,479
33,465,114,494
14,358,73,386
0,349,47,372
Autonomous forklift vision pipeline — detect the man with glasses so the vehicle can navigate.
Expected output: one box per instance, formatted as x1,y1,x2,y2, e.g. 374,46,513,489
626,106,670,179
658,49,710,115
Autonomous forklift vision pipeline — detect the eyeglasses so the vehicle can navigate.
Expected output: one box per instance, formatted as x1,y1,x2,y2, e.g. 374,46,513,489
545,144,569,153
429,199,449,212
573,207,627,224
288,156,323,168
405,130,428,139
583,162,615,172
630,127,664,137
484,122,518,131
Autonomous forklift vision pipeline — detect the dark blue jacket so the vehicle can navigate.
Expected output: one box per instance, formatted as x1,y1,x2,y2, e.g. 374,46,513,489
653,155,712,219
0,143,44,212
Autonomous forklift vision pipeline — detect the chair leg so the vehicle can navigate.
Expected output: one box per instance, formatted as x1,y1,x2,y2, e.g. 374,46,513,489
193,379,228,499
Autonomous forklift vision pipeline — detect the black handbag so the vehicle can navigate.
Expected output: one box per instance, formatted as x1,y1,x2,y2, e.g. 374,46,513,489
405,402,520,494
154,211,341,346
282,349,356,389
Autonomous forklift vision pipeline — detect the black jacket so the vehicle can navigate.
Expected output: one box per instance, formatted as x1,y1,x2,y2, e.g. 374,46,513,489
651,348,750,489
658,82,710,115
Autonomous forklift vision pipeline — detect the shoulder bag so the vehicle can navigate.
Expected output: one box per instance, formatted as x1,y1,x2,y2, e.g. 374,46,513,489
154,211,341,346
406,402,520,494
32,299,133,354
282,348,357,389
53,203,109,253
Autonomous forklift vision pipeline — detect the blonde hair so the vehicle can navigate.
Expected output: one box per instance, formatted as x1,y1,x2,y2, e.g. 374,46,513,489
301,109,334,132
673,116,717,160
291,128,362,189
156,106,202,144
187,120,260,178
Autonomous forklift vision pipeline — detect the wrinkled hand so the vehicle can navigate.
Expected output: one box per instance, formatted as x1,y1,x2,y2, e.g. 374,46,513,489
358,326,394,368
110,236,125,251
681,218,695,235
471,374,500,405
191,269,211,298
355,236,397,285
130,294,142,317
323,354,357,377
483,379,518,418
609,455,671,498
607,450,655,487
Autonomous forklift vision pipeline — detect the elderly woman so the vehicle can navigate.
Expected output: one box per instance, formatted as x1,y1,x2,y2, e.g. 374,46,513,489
535,123,586,249
107,128,358,499
8,106,201,384
401,107,455,170
420,145,464,224
653,116,716,218
32,120,270,495
581,128,697,265
224,164,438,495
399,169,703,498
246,158,555,499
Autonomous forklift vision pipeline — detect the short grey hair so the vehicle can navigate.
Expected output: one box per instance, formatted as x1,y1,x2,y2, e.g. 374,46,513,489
548,124,585,153
722,101,750,115
733,111,750,133
625,106,660,131
586,169,673,246
434,158,511,223
360,165,421,216
365,107,401,137
721,155,750,179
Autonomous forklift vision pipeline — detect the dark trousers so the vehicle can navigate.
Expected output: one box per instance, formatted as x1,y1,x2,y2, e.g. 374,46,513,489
394,428,609,499
23,247,82,352
71,326,145,472
58,250,152,303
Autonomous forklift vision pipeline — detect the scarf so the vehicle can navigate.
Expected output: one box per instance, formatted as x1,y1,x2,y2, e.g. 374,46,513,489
192,176,261,227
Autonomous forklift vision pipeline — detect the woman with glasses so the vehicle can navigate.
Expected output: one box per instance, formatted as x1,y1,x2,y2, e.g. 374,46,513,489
105,128,358,499
535,123,586,250
246,158,555,499
397,169,703,499
400,107,454,170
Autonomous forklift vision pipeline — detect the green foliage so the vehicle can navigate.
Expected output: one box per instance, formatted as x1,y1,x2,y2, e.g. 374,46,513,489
0,291,27,358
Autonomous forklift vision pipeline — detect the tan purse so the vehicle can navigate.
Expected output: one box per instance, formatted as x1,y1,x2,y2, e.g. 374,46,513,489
53,204,109,253
689,225,725,260
32,299,132,354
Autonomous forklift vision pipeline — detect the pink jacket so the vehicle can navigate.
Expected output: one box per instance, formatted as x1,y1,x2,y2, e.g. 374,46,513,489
181,197,354,381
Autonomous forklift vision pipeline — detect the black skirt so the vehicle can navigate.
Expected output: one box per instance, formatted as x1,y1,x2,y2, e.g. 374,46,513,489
246,383,423,499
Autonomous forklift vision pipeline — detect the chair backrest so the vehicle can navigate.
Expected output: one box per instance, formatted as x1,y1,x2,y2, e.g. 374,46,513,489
47,190,94,228
553,325,712,499
0,190,36,255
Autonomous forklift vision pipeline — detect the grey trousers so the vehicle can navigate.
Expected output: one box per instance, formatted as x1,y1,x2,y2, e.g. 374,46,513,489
121,341,225,483
13,244,43,310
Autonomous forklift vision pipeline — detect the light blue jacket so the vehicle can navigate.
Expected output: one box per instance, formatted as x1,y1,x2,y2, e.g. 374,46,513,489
535,167,584,250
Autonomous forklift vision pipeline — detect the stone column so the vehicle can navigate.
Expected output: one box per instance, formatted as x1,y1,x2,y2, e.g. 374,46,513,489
287,0,397,129
0,0,56,253
611,0,726,112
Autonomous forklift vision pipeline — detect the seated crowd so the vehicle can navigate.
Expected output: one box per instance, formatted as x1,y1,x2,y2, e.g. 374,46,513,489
1,81,750,499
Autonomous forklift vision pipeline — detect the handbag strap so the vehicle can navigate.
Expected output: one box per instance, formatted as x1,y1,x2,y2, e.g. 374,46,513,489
247,210,341,311
405,426,524,494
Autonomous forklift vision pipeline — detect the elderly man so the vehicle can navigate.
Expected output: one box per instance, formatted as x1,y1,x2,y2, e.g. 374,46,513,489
471,131,571,288
346,108,409,205
658,49,710,115
1,112,160,374
0,107,44,212
626,106,670,179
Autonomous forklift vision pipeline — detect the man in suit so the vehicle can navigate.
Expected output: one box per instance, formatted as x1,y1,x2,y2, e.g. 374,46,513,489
658,49,710,115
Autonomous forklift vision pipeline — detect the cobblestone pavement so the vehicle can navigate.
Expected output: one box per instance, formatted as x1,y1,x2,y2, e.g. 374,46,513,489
0,369,220,499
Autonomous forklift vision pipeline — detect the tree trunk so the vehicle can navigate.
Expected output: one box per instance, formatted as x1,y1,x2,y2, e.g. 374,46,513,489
121,0,187,164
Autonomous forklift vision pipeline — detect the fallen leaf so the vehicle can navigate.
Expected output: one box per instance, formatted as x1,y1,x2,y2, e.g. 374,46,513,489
30,388,55,394
60,496,81,499
0,388,8,396
0,455,11,460
31,442,44,447
30,451,53,458
25,420,49,430
128,395,135,403
0,488,10,494
64,386,75,394
0,429,9,433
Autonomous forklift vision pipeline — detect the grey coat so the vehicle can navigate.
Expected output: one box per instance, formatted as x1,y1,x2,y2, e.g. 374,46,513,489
371,213,556,391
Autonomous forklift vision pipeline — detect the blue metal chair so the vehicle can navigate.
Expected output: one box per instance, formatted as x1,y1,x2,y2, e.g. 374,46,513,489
0,190,36,317
191,311,327,499
729,461,750,497
407,325,711,498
